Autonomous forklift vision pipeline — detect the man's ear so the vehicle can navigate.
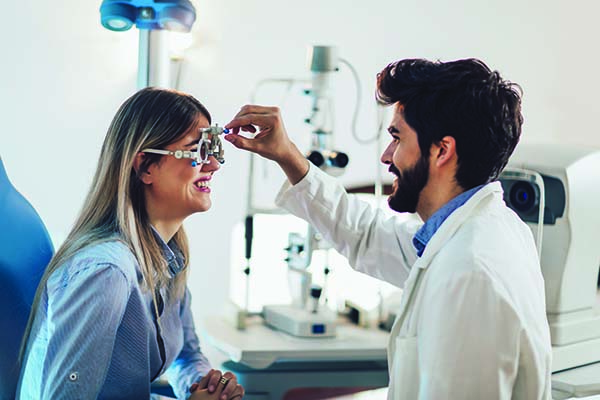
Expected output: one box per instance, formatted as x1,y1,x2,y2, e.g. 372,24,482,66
133,152,153,185
432,136,457,168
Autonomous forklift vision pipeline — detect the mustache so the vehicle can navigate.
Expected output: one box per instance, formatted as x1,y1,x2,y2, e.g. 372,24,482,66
388,164,401,177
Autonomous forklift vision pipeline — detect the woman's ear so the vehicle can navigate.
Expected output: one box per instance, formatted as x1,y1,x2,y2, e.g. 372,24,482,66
133,152,153,185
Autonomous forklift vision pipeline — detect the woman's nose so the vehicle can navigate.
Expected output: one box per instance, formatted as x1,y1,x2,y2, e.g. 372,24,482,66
200,156,221,172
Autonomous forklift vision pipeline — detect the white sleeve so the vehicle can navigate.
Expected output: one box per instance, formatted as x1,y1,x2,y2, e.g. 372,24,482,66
275,164,420,288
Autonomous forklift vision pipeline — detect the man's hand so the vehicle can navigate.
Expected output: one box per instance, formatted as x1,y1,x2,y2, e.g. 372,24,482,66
190,369,244,400
225,105,309,185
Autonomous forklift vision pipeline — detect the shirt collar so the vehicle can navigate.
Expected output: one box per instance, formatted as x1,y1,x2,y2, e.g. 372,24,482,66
150,226,186,277
413,184,484,257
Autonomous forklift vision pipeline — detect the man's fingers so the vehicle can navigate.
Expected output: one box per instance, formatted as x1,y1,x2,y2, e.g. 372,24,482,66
225,113,276,132
241,125,257,133
253,131,271,140
224,134,257,152
228,126,255,136
233,104,279,119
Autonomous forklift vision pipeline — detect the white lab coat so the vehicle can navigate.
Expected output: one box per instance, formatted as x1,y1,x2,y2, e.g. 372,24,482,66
275,164,552,400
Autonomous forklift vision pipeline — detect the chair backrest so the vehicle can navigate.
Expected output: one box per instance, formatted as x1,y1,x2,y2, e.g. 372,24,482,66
0,157,54,399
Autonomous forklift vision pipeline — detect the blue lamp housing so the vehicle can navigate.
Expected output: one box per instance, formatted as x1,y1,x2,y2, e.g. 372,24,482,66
100,0,196,32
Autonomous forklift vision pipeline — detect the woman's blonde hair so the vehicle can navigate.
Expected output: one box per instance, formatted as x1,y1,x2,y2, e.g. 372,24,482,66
20,87,211,361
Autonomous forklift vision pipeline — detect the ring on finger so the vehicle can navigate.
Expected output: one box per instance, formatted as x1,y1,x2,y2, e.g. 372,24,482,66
219,376,229,385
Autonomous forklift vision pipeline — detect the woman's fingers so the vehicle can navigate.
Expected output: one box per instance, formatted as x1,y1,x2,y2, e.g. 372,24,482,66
192,370,243,399
218,372,240,400
206,369,222,393
228,384,245,400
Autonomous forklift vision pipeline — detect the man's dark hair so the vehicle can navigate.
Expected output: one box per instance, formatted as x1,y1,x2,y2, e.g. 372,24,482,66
376,58,523,189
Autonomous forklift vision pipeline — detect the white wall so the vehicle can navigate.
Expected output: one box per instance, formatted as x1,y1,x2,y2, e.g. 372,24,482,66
2,0,599,326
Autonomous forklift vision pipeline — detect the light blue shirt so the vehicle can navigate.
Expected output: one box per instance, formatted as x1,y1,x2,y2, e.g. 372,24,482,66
18,232,211,400
413,185,484,257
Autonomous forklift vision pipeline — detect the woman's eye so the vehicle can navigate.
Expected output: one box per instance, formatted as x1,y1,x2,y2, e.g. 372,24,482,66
190,148,199,152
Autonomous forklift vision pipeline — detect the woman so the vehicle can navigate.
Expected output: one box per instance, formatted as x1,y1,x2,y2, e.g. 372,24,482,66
17,88,244,400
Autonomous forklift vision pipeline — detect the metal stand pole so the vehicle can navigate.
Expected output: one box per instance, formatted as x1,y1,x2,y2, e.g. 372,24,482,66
137,29,171,89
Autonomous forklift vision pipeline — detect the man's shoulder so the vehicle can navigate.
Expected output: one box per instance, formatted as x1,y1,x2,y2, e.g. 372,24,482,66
433,198,539,283
458,194,529,240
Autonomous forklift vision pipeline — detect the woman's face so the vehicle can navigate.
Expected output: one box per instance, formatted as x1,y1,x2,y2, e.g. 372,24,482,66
144,114,220,221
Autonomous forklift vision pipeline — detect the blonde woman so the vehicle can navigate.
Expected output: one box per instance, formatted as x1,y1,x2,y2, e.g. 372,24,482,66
17,88,244,400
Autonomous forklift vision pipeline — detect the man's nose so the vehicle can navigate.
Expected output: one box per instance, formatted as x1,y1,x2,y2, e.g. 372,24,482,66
381,144,393,165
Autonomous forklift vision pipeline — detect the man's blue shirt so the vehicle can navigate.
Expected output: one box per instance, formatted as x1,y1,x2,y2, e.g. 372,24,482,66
413,185,484,257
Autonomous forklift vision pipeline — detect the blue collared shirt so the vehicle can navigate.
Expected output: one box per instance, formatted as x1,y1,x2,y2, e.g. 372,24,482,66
413,185,484,257
18,232,211,400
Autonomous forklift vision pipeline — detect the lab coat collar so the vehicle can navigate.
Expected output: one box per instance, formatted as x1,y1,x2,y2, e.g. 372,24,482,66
413,181,503,270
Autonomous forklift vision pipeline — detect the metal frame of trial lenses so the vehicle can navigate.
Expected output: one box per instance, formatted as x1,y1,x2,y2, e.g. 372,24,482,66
199,126,225,164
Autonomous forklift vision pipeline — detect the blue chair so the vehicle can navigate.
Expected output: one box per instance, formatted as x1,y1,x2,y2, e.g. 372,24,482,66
0,157,54,400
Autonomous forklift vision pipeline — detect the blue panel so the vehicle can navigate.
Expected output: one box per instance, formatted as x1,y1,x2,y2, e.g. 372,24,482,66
312,324,326,334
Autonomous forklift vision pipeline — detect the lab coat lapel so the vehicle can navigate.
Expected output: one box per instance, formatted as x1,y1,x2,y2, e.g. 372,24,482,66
388,265,422,360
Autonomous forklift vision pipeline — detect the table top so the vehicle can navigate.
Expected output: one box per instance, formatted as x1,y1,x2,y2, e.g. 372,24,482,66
552,361,600,398
202,315,390,369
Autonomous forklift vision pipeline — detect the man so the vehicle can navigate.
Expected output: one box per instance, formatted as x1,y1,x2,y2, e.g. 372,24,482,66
224,58,552,399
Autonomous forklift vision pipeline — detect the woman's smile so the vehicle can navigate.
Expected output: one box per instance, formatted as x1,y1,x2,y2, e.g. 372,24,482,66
193,176,212,193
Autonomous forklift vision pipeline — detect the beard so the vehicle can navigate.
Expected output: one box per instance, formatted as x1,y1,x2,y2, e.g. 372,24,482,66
388,155,430,213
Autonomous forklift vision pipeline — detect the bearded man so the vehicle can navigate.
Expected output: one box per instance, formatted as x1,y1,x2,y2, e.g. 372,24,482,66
225,58,552,400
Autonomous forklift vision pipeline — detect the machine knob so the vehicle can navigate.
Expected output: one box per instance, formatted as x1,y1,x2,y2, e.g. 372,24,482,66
306,150,325,167
328,151,349,168
310,285,323,299
310,285,323,314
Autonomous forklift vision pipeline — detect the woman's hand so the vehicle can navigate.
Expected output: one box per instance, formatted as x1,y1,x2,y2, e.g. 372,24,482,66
188,388,222,400
225,105,309,185
190,369,244,400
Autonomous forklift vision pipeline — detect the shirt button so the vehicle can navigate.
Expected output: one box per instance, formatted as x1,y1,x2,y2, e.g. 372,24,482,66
69,372,78,381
